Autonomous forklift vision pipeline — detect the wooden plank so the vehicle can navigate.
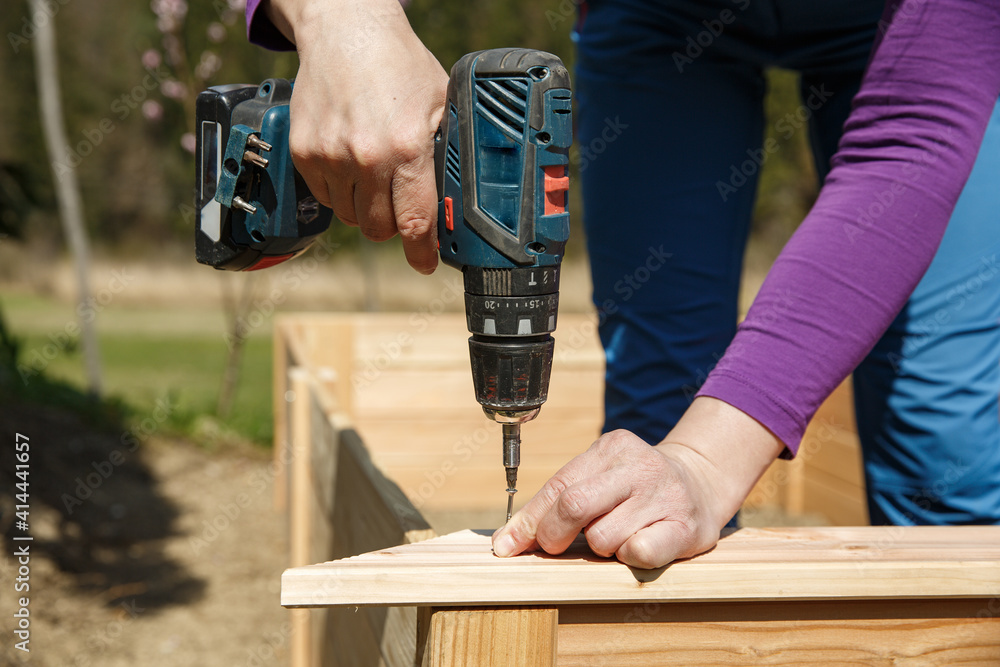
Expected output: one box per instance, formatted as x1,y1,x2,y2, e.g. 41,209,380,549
305,319,355,416
797,468,868,526
813,378,858,432
557,599,1000,665
289,368,313,569
798,425,864,487
285,356,439,666
273,321,290,512
420,607,557,667
352,369,604,417
282,527,1000,608
314,426,435,667
744,458,803,511
331,428,436,555
354,417,595,513
288,368,313,667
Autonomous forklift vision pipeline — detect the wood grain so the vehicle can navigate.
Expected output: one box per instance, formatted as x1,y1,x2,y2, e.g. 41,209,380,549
557,599,1000,665
282,527,1000,608
420,607,557,667
274,312,868,523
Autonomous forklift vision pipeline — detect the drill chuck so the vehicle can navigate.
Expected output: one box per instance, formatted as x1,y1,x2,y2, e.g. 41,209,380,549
463,265,559,419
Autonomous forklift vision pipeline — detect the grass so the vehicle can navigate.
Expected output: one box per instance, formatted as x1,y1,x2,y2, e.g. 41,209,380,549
3,292,274,446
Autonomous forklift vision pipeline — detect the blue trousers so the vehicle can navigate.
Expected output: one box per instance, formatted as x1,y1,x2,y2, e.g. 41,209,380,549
576,0,1000,525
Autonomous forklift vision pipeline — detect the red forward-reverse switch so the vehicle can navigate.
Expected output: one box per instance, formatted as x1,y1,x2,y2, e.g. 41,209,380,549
444,196,455,231
543,166,569,216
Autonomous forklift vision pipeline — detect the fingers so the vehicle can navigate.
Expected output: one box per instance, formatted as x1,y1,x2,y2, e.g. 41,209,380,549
327,176,358,228
391,154,439,274
353,164,397,242
492,432,632,558
491,430,728,570
615,519,714,570
534,469,632,556
284,15,447,274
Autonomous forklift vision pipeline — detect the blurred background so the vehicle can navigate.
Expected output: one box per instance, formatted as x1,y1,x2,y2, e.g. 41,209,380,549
0,0,819,664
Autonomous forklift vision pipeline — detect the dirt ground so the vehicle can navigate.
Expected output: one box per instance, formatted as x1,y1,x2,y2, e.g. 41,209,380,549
0,401,289,667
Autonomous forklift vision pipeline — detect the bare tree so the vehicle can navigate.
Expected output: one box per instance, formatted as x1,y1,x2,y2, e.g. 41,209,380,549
30,0,102,397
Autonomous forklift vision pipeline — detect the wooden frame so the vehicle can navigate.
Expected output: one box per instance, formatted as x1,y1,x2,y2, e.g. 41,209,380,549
284,528,1000,665
271,314,883,665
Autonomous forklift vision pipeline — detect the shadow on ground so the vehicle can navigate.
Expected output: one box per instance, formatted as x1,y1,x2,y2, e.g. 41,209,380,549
0,311,205,612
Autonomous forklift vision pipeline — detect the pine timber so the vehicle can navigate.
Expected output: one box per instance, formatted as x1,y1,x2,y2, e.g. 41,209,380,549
418,608,558,667
282,527,1000,608
273,313,867,522
284,362,435,667
283,528,1000,665
556,599,1000,665
272,313,877,665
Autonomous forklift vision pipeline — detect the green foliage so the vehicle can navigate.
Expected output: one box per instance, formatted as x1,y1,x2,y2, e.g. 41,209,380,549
0,0,298,250
0,304,132,430
0,0,817,261
2,291,273,445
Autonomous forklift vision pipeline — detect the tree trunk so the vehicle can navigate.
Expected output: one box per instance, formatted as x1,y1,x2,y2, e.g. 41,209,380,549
30,0,102,396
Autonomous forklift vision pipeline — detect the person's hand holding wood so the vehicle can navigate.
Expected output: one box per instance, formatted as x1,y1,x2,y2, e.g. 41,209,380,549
492,397,785,569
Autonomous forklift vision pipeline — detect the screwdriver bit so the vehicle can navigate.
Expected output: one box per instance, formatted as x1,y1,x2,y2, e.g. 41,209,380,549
503,423,520,523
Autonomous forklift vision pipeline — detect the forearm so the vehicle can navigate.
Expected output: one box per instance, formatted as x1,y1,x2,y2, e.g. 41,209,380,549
247,0,411,51
699,0,1000,452
661,397,784,526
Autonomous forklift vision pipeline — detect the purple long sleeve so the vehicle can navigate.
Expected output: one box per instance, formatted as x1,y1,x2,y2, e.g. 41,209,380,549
245,0,295,51
699,0,1000,454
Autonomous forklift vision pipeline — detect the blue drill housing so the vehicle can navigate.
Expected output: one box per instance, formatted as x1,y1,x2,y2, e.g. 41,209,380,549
437,53,572,270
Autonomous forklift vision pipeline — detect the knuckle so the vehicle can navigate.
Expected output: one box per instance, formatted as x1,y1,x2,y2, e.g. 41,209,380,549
556,486,593,525
542,475,571,507
396,216,432,242
394,136,426,165
592,429,633,457
621,534,661,570
351,142,383,170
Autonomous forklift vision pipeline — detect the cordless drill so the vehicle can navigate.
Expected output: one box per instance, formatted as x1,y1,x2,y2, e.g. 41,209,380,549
195,48,572,521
